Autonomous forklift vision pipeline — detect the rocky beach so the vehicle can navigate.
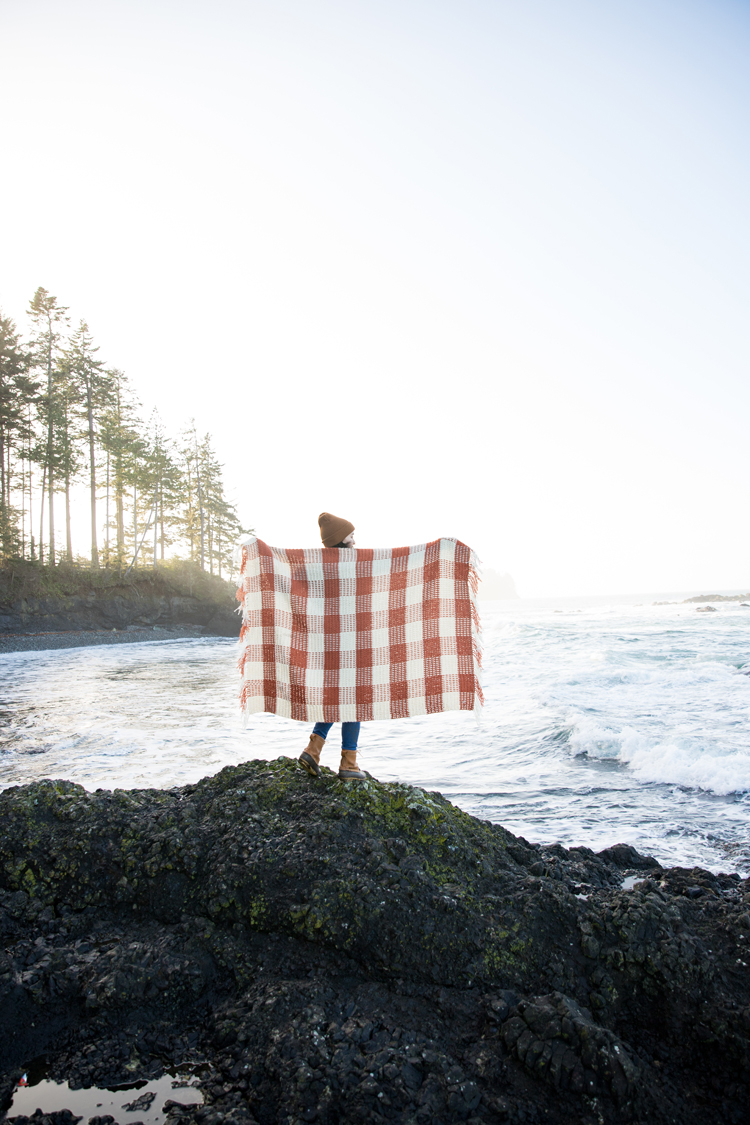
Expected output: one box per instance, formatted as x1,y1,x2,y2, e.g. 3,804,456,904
0,759,748,1125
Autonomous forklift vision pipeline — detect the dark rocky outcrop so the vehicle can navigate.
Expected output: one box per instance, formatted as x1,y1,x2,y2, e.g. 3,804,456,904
0,761,748,1124
683,593,750,603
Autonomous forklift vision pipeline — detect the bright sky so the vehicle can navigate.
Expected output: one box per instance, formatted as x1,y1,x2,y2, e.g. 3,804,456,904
1,0,749,596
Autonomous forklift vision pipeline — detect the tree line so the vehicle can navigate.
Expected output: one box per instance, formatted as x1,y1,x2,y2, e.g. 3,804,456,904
0,288,249,577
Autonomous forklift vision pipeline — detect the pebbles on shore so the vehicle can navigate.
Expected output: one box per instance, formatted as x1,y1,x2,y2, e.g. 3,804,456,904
0,626,212,656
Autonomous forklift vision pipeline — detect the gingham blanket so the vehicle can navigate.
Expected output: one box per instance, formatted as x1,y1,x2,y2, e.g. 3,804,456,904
237,536,483,722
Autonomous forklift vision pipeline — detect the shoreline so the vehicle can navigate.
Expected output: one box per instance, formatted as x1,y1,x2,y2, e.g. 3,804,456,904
0,626,238,655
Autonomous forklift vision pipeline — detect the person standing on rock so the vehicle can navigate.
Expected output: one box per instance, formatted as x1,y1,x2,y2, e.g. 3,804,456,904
299,512,370,782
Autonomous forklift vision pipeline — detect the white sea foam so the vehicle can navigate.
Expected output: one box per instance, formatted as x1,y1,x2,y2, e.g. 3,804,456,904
567,714,750,795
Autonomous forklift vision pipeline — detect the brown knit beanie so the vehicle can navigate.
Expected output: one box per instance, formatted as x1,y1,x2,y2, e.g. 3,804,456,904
318,512,355,548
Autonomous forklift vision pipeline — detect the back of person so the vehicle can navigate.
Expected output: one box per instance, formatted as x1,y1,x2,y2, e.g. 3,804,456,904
298,512,370,781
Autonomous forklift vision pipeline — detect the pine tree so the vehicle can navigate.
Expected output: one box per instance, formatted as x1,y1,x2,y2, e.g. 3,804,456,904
99,369,142,571
63,321,111,568
27,289,70,565
0,313,36,559
56,370,83,562
123,412,168,572
139,411,181,565
176,426,249,574
178,423,200,564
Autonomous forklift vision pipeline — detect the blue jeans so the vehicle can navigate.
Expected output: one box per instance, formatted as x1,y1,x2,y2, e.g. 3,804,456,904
313,721,360,751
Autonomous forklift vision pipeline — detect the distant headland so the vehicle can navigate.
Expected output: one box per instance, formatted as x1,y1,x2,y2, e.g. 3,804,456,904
479,568,519,599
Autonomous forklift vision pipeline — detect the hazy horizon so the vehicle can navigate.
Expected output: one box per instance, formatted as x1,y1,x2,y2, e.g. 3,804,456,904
485,585,750,603
2,0,748,598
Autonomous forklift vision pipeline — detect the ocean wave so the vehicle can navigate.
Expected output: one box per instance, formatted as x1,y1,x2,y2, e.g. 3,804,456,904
567,714,750,795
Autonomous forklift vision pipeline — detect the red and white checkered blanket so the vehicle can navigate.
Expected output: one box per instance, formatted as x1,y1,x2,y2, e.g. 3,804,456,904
237,536,483,722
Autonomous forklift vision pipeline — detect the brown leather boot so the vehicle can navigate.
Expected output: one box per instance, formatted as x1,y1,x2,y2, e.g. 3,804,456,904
338,749,369,780
299,733,325,777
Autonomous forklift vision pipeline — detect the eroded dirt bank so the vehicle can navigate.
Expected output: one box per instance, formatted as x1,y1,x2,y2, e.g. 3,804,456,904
0,760,748,1125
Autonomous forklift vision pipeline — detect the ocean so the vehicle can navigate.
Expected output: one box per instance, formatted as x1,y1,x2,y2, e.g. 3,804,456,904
1,592,748,874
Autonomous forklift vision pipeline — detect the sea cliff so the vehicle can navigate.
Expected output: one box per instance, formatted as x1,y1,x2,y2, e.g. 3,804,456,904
0,761,747,1124
0,563,239,648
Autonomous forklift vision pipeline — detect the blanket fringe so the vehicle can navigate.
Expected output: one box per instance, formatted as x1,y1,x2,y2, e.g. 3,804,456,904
468,548,484,710
236,544,250,676
239,680,252,711
469,548,484,670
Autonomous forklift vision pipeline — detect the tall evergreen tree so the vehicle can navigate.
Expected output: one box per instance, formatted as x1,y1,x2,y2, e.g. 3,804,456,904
0,313,36,558
178,423,200,564
140,411,181,565
56,371,83,562
99,369,142,571
177,425,248,575
64,321,111,568
27,288,69,565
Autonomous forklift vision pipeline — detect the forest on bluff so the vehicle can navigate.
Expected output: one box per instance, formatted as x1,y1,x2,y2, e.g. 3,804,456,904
0,288,248,578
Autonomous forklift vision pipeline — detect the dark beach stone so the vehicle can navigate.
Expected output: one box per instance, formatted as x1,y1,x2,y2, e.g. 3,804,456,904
120,1093,154,1113
596,844,661,869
